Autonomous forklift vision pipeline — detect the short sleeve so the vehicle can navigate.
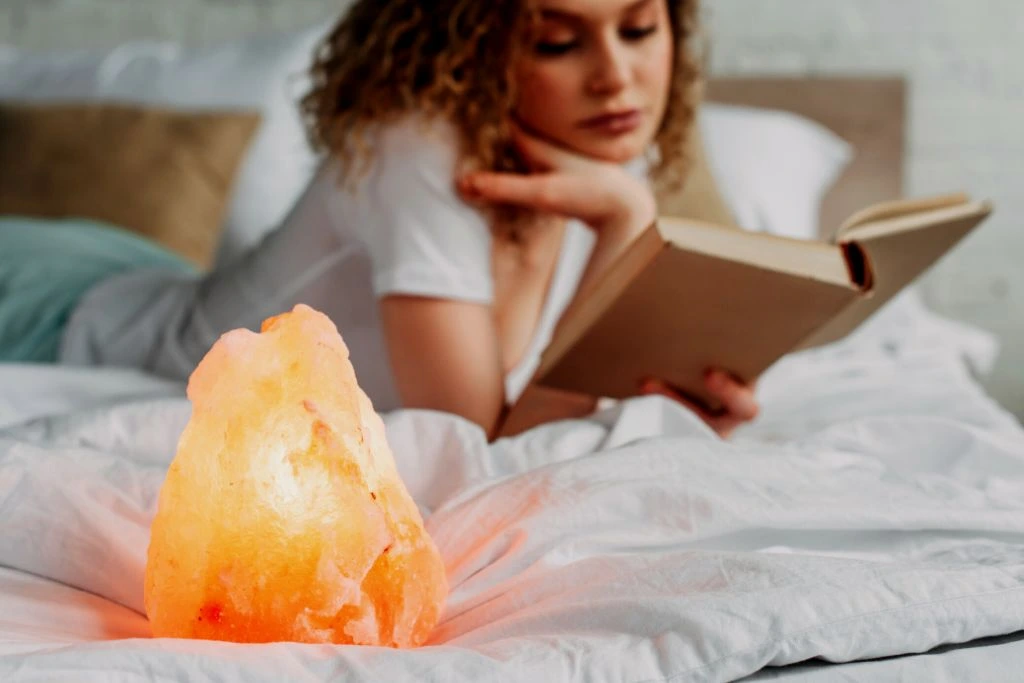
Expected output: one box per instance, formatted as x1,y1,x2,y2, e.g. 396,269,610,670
341,118,494,304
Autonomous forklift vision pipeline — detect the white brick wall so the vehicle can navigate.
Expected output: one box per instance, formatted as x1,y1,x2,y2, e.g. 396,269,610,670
2,0,1022,419
0,0,336,49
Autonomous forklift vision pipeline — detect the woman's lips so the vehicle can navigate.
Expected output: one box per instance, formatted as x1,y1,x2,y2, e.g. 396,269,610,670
579,109,644,135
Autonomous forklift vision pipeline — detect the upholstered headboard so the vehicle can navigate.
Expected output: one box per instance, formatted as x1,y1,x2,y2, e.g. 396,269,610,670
705,77,907,239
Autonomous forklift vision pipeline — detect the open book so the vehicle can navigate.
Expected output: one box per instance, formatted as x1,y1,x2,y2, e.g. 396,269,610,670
528,192,993,412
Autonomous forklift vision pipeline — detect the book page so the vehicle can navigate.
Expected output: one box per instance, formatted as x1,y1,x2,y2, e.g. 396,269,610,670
657,217,852,287
834,193,971,242
838,200,992,243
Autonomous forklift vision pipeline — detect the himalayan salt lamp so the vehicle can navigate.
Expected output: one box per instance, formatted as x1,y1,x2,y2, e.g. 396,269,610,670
144,304,447,647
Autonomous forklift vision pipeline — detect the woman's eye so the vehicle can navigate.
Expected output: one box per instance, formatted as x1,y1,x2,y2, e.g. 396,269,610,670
621,25,658,41
534,40,579,56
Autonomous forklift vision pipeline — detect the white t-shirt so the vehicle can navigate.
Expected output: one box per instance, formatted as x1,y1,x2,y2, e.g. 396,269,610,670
62,117,647,412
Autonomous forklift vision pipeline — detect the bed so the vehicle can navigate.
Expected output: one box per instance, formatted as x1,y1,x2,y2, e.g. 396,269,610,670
2,77,1024,682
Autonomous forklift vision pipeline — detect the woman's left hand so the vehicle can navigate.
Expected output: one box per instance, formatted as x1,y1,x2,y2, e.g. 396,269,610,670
640,370,759,439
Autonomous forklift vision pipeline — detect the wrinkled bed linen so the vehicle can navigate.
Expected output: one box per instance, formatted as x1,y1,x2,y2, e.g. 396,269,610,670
0,291,1022,682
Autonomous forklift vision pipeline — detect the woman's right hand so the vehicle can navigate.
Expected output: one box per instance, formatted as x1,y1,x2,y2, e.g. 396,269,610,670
640,370,760,439
457,125,657,241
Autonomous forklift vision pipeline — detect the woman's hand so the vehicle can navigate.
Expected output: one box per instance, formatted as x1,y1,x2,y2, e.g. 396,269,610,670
457,125,656,239
459,124,657,322
640,370,759,439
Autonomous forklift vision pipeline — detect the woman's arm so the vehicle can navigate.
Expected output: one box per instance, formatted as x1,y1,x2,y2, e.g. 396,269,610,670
337,119,507,436
380,295,508,438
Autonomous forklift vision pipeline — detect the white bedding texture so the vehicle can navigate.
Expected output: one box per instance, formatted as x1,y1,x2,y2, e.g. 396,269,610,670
1,290,1023,682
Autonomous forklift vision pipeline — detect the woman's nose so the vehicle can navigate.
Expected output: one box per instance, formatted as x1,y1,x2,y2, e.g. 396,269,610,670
586,40,630,96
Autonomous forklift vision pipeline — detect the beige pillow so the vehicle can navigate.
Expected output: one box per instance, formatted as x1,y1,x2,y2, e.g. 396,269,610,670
656,116,739,229
0,101,261,268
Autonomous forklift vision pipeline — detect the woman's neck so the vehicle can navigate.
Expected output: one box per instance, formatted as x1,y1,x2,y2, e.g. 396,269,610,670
490,215,568,376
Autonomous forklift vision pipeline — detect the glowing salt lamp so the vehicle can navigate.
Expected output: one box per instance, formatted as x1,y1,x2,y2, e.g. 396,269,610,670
144,304,447,647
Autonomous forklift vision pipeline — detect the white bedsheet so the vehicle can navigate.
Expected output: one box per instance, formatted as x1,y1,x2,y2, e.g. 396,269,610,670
747,630,1024,682
1,291,1023,682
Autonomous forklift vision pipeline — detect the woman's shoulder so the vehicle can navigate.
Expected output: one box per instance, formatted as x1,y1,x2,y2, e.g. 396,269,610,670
326,115,495,303
312,113,491,251
313,114,464,205
361,115,463,180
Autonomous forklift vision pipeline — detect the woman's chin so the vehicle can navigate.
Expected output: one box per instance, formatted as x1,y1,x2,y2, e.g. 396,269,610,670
570,133,651,165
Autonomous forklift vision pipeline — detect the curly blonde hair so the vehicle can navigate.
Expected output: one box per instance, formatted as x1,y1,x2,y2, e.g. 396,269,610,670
302,0,702,190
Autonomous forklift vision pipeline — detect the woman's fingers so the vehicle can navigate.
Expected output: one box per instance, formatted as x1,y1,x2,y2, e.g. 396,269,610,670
460,172,568,213
459,171,609,222
639,378,686,402
639,378,714,420
704,370,759,421
639,374,759,439
640,375,756,419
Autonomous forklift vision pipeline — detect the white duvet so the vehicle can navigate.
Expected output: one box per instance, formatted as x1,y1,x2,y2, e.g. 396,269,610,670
1,291,1023,682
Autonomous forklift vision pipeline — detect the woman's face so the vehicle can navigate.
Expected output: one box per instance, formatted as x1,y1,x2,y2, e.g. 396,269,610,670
514,0,674,164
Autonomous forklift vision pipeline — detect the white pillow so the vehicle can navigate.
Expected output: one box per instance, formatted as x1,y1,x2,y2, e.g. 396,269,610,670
0,25,331,266
699,103,854,241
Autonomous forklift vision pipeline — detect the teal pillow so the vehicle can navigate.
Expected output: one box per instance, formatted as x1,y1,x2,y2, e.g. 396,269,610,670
0,216,196,363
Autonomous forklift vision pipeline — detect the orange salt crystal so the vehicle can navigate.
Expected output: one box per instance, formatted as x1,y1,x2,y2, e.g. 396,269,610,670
144,304,447,647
